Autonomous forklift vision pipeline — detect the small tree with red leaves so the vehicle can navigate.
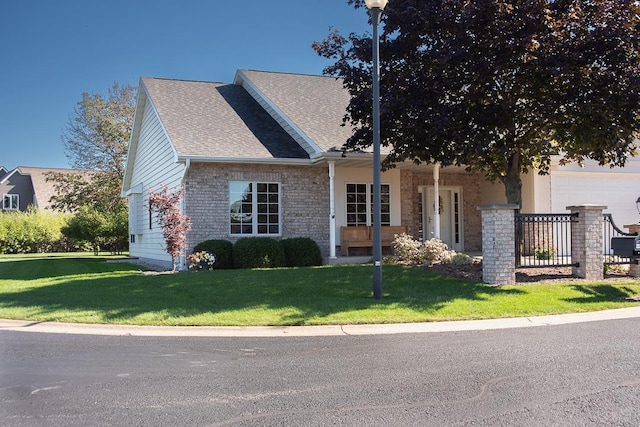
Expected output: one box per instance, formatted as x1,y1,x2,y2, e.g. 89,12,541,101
148,185,191,272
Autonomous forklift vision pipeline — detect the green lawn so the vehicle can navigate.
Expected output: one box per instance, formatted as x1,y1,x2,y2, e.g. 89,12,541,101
1,253,639,326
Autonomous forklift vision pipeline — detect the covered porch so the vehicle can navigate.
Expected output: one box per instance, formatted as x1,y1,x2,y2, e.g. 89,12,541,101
314,153,486,259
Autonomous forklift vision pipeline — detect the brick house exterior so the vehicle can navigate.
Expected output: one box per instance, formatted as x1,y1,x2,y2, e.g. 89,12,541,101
184,163,331,255
121,68,640,272
120,69,539,269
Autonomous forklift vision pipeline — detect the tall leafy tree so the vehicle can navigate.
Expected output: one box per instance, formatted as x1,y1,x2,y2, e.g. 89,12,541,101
48,83,135,252
314,0,640,207
48,82,136,213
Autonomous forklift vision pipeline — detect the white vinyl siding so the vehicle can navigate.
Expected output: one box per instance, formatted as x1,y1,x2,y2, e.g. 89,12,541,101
127,100,185,266
551,171,640,228
128,192,143,235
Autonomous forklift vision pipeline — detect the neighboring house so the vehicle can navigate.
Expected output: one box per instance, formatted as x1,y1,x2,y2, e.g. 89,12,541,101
122,69,640,270
0,166,85,212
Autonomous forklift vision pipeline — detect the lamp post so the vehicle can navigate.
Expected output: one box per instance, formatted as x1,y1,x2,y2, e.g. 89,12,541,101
365,0,388,300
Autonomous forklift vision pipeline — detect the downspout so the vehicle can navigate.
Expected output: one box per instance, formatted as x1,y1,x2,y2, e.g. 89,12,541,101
180,158,191,270
433,163,440,240
328,161,337,259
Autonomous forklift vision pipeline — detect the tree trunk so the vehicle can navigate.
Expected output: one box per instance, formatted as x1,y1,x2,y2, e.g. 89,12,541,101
502,174,522,209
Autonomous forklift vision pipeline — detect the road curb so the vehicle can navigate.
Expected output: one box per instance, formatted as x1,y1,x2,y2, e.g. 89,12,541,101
2,306,640,337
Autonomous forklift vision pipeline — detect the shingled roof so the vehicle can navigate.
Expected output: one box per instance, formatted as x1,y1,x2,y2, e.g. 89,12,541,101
141,77,309,160
237,70,353,153
3,166,91,210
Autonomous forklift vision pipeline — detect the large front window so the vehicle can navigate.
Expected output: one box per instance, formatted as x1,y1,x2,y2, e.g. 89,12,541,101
3,194,18,211
229,182,280,235
346,183,390,226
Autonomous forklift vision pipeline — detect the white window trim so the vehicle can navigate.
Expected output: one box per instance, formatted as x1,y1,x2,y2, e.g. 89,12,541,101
229,181,282,236
345,182,390,227
3,194,18,211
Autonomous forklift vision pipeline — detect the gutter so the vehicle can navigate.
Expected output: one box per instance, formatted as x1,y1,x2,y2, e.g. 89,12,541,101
177,155,323,166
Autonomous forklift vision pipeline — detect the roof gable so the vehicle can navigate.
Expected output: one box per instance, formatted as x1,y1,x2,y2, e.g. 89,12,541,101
2,166,90,210
236,70,353,154
140,77,309,160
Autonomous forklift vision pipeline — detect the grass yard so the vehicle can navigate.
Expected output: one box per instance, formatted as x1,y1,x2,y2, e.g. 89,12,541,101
1,253,640,326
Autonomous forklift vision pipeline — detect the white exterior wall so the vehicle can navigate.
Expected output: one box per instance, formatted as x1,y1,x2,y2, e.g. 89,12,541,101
551,171,640,227
333,166,402,239
127,101,186,269
477,171,553,214
479,179,505,206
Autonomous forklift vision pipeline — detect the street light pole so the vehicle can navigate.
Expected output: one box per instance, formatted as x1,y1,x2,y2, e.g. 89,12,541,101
365,0,388,300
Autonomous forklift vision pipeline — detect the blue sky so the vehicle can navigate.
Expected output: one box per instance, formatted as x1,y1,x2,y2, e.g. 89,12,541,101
0,0,370,169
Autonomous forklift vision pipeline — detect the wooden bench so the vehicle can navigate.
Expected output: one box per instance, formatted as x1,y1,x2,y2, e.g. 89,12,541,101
340,226,372,256
340,225,408,256
381,225,408,249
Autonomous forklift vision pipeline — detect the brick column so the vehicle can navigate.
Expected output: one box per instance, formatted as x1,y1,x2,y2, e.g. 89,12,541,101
568,205,606,280
478,204,519,285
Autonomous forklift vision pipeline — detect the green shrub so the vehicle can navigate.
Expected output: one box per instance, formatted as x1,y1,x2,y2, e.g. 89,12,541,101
0,208,71,254
233,237,286,269
193,239,233,269
281,237,322,267
61,206,128,255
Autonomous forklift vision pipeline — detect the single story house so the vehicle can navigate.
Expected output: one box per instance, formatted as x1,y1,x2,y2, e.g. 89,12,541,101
0,166,84,212
122,69,640,270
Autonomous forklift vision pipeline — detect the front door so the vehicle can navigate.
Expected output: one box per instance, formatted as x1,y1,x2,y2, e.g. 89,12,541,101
419,186,463,251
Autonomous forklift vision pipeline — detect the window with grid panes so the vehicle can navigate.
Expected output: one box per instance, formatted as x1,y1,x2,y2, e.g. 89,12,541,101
229,182,280,235
345,183,390,226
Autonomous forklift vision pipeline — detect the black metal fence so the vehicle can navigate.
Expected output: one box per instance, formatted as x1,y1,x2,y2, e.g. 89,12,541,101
515,213,577,268
603,213,637,265
516,212,637,269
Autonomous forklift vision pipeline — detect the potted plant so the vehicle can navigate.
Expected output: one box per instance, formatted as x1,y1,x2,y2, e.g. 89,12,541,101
188,250,216,271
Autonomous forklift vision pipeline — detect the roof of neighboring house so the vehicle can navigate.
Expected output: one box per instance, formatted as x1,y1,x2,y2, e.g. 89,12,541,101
236,70,353,154
140,77,309,160
2,166,90,210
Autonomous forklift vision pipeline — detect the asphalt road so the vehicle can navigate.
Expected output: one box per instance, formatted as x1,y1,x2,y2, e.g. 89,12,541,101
2,318,640,426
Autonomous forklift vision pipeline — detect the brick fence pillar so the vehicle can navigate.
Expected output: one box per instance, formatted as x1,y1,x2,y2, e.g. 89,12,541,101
568,205,606,280
478,204,519,285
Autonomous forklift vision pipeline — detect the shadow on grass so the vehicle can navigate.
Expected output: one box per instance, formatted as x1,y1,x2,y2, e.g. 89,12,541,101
0,256,530,325
565,285,639,304
0,255,139,280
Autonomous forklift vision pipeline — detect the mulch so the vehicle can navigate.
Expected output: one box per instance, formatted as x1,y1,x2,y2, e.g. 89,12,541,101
426,260,640,285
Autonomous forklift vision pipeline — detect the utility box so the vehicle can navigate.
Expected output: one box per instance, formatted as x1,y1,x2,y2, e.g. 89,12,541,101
611,236,640,257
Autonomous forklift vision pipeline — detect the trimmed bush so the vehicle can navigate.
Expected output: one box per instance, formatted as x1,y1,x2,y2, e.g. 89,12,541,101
193,239,233,269
281,237,322,267
0,208,72,254
233,237,286,269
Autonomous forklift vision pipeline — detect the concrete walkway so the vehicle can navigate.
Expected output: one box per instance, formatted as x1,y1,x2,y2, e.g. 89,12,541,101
2,306,640,337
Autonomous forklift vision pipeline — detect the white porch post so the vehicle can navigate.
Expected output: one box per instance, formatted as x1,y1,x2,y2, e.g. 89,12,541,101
433,163,441,239
328,161,337,259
